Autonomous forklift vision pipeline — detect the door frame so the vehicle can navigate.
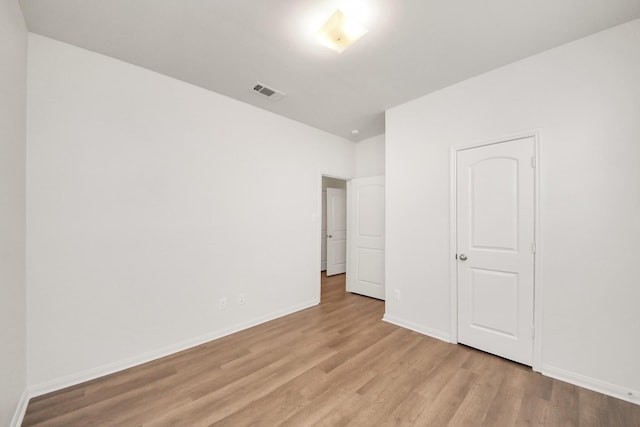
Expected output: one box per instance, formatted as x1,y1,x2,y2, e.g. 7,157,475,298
449,130,542,372
316,173,352,303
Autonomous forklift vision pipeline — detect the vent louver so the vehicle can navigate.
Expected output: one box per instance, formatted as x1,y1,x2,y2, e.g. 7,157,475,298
252,82,285,101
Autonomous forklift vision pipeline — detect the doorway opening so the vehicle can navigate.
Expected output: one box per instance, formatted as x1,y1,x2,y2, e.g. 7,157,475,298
322,176,348,275
318,174,386,304
321,176,348,301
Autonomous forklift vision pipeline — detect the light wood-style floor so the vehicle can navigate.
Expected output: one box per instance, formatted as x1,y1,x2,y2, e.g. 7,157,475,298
24,273,640,426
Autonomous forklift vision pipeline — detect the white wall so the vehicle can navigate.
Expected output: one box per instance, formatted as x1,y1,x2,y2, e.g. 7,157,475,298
355,134,385,177
26,34,355,391
386,19,640,401
0,1,28,425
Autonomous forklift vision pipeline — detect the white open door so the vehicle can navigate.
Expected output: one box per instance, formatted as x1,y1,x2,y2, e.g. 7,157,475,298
457,137,535,366
347,176,385,300
326,188,347,276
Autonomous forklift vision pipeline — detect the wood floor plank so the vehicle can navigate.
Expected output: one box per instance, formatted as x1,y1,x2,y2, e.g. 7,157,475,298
577,387,610,426
22,366,178,426
606,395,640,426
279,369,376,427
482,366,530,426
515,394,550,426
413,368,479,426
446,362,506,426
146,342,337,426
22,273,640,426
546,380,580,427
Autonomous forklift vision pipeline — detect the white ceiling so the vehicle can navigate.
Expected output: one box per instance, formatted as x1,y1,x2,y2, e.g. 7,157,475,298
19,0,640,141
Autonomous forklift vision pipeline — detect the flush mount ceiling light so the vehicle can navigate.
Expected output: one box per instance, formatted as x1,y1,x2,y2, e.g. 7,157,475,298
317,9,368,53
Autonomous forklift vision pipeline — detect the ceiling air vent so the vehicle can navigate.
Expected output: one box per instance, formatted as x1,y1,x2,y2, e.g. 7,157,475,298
252,82,285,101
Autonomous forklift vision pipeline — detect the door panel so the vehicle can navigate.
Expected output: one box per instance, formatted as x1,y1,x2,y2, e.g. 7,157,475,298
457,137,535,365
326,188,346,276
470,158,519,251
470,268,518,337
347,176,385,300
357,248,384,285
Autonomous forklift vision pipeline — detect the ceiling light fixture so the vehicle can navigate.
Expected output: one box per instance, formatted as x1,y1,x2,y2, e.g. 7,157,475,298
317,9,368,53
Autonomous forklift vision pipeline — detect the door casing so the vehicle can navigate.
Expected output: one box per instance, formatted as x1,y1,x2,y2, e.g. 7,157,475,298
449,131,542,372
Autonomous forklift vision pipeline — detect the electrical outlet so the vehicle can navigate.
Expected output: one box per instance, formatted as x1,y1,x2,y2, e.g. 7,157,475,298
218,297,228,310
394,289,400,301
238,293,245,305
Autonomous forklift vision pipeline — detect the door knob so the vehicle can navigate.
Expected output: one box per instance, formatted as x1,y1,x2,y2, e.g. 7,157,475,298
328,235,333,238
459,254,467,261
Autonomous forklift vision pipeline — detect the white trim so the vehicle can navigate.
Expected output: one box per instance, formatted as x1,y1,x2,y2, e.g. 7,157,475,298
345,179,353,293
449,130,543,371
383,313,640,407
532,134,543,372
321,188,327,273
383,314,450,343
316,173,324,302
451,130,538,152
28,299,318,398
542,364,640,406
449,147,458,344
10,389,29,427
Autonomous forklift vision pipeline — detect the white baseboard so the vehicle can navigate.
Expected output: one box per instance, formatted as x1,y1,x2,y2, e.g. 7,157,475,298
383,316,640,406
542,364,640,406
25,304,640,411
28,299,319,398
11,389,29,427
382,314,451,343
321,261,326,271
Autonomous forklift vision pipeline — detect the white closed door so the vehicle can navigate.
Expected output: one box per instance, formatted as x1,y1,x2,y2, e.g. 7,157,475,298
321,191,327,271
326,188,347,276
457,137,535,366
347,176,385,300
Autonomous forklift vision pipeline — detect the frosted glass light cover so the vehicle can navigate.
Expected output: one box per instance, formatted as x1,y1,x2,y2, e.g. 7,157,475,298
317,9,368,53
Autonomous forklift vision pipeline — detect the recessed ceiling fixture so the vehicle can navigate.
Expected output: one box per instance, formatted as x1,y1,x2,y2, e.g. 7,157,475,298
317,9,368,53
252,82,285,101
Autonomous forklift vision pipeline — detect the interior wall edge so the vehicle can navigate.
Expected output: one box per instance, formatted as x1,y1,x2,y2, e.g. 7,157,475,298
27,299,318,398
542,364,640,406
384,315,640,407
9,390,29,427
382,314,450,343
